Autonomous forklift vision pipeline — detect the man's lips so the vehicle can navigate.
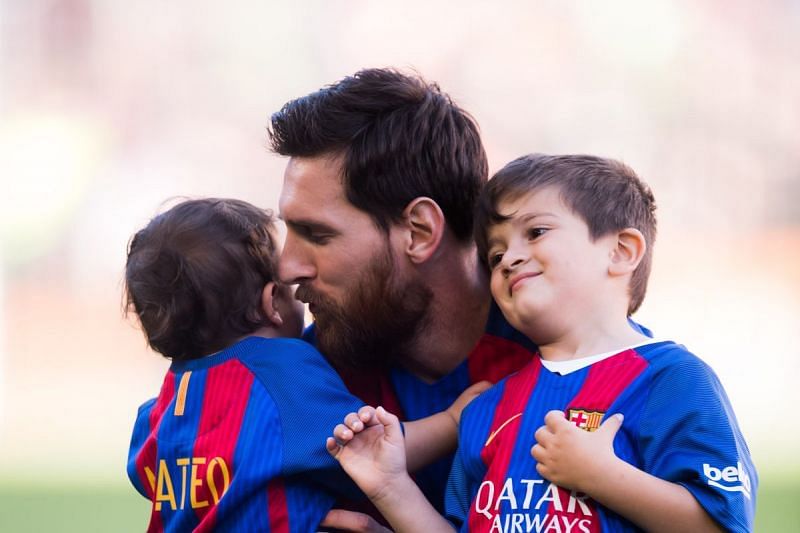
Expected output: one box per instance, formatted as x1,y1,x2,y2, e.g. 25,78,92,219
303,299,322,315
294,292,317,314
509,272,541,294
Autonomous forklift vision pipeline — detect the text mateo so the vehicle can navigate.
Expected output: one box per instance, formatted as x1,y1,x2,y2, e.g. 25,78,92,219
473,478,597,532
142,456,231,511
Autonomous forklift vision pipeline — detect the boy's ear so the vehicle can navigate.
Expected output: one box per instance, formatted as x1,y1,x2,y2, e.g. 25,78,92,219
400,197,445,264
260,282,283,327
609,228,646,277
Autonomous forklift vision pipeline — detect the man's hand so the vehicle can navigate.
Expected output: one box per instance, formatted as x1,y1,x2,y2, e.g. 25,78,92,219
318,509,392,532
531,410,624,493
326,406,408,502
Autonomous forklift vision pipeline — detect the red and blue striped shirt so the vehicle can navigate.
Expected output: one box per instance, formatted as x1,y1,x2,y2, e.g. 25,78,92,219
127,337,364,532
446,341,757,532
305,302,538,513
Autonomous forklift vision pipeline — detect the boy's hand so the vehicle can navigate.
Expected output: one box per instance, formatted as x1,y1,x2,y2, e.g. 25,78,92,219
326,406,408,502
531,410,624,493
446,380,492,425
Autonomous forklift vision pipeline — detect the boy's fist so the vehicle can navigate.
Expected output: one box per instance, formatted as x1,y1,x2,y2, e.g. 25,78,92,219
531,410,624,492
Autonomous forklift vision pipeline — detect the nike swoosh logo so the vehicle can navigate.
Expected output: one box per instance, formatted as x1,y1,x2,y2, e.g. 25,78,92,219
484,413,523,446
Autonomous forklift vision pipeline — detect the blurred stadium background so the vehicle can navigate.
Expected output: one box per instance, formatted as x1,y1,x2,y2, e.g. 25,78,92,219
1,1,798,530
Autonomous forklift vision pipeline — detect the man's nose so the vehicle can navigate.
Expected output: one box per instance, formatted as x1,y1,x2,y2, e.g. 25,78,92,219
277,234,316,284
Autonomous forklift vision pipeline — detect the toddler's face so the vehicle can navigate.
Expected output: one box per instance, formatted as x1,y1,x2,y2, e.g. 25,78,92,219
485,186,616,341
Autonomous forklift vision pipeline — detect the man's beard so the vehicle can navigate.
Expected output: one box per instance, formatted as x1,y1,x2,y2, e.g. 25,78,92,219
295,251,432,371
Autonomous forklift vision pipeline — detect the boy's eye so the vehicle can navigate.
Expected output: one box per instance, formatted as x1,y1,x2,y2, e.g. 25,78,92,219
526,227,547,240
488,252,504,269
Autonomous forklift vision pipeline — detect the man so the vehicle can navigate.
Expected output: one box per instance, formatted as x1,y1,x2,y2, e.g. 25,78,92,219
269,68,536,530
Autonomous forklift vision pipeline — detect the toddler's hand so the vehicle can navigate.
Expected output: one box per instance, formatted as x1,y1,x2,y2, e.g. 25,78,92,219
531,410,624,493
326,406,407,501
329,405,379,447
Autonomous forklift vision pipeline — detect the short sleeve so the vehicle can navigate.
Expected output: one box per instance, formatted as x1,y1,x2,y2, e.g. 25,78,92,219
638,352,757,532
127,398,157,498
240,338,366,493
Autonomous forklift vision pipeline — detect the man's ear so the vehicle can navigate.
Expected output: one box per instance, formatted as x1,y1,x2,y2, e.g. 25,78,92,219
260,282,283,327
401,197,445,264
609,228,646,277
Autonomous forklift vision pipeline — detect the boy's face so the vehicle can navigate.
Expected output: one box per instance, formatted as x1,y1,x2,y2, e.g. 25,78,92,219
485,185,618,341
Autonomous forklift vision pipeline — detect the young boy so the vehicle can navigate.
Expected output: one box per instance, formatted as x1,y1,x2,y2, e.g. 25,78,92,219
328,155,757,532
125,198,485,532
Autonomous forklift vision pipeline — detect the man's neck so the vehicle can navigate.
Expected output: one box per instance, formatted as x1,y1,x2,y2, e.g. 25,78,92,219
400,248,491,383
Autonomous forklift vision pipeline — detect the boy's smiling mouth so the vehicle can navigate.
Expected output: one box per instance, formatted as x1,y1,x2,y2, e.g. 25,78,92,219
509,271,541,295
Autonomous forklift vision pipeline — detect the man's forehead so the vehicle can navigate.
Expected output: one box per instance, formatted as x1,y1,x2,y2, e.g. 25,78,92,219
285,153,345,181
280,156,345,202
278,155,366,229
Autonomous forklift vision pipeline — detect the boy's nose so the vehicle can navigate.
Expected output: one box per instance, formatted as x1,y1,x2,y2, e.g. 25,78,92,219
501,241,528,268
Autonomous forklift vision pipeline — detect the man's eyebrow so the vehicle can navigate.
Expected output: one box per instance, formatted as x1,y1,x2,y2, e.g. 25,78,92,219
284,218,339,234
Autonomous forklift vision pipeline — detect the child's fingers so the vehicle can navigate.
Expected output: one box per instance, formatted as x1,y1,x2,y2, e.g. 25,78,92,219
533,424,552,447
333,423,354,444
326,437,341,458
596,413,624,440
344,412,364,433
531,442,546,463
375,406,402,442
358,405,379,426
544,410,568,430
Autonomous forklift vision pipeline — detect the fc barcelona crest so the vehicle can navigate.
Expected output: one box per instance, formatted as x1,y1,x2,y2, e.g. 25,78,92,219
567,409,604,432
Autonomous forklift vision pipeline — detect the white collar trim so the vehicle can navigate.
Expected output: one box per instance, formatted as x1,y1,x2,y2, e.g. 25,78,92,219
540,340,663,376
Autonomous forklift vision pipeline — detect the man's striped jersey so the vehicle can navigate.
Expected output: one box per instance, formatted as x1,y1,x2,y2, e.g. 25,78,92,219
127,336,364,532
445,341,757,532
305,303,538,513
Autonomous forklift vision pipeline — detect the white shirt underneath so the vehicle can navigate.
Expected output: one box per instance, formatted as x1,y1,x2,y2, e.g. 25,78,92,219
540,340,664,376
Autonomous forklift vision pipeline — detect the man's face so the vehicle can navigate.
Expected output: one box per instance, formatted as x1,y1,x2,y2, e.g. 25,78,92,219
278,153,431,368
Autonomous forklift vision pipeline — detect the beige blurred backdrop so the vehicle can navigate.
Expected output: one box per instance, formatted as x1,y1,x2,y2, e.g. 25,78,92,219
0,0,798,526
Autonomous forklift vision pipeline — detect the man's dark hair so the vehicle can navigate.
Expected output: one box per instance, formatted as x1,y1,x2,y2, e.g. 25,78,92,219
125,198,279,360
268,67,488,242
475,154,657,314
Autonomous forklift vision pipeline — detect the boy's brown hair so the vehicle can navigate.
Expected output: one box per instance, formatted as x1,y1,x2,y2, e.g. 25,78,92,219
125,198,279,360
475,154,657,314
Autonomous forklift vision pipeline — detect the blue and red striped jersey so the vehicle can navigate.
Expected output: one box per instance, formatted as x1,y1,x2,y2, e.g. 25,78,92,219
127,336,364,532
304,302,538,512
446,341,757,533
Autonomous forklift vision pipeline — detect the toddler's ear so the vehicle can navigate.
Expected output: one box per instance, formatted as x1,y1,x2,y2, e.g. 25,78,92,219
260,282,284,327
609,228,646,277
